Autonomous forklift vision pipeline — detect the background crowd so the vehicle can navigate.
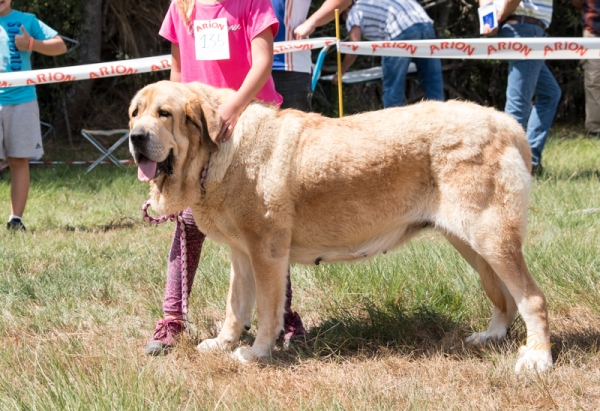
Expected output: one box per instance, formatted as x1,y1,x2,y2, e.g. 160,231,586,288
1,0,591,133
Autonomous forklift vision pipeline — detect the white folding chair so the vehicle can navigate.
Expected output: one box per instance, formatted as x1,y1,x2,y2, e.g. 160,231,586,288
80,129,130,173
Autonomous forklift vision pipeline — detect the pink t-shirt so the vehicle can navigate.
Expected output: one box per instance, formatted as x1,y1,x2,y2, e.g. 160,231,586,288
159,0,282,106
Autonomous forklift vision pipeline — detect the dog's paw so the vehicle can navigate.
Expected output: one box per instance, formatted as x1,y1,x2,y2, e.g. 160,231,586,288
514,346,553,374
231,346,270,364
465,328,507,346
231,347,257,363
197,338,229,352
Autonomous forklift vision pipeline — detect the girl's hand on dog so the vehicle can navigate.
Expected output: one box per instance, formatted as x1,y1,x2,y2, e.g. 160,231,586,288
217,99,243,142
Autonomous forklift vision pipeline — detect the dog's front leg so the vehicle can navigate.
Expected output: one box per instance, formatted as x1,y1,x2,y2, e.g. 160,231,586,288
232,238,289,363
198,247,255,352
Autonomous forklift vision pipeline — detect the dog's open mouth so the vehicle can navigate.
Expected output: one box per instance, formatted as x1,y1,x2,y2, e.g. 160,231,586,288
137,150,174,183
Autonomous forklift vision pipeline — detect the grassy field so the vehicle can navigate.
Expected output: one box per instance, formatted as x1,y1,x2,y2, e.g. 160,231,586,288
0,130,599,410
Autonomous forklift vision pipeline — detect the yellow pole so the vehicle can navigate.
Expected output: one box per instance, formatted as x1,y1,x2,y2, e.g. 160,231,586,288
335,9,344,118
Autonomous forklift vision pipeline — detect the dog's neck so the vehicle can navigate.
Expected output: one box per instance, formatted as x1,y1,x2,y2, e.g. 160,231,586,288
180,148,211,199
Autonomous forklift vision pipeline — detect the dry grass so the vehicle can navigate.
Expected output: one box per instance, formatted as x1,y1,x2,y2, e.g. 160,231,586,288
2,308,600,409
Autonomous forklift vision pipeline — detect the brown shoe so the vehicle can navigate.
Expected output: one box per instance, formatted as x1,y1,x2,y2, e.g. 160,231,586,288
144,318,185,356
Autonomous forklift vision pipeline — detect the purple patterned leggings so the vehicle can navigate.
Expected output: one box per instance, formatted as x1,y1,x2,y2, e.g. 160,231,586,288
162,207,295,316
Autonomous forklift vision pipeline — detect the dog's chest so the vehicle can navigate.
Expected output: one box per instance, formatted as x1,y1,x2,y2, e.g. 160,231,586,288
191,206,242,245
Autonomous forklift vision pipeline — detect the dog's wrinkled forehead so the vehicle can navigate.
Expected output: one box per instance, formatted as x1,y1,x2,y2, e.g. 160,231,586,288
130,83,188,118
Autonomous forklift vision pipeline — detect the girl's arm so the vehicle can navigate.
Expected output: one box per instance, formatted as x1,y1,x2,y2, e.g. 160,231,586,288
217,27,274,141
170,43,182,82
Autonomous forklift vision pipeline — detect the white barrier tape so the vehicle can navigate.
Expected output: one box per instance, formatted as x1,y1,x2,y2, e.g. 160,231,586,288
29,159,134,166
0,37,336,89
340,37,600,60
272,37,336,55
1,55,171,88
2,36,598,88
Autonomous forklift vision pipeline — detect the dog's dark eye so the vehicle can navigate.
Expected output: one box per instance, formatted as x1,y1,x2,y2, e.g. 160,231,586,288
132,108,138,117
158,109,171,118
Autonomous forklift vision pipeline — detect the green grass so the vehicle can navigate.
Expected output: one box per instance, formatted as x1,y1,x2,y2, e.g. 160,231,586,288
0,132,599,409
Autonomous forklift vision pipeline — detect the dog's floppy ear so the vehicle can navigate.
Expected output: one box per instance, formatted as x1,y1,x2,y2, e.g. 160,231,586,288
185,97,221,153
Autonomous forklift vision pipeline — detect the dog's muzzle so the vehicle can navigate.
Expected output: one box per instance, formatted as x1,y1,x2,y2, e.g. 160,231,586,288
130,129,174,182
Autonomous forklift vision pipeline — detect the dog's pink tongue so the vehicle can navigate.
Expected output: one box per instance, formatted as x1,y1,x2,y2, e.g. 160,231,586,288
137,157,157,182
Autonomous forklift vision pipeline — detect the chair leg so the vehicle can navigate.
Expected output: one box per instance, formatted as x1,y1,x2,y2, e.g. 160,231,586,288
81,130,129,173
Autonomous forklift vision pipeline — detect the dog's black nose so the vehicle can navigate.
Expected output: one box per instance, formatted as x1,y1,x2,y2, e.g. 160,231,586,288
129,129,149,145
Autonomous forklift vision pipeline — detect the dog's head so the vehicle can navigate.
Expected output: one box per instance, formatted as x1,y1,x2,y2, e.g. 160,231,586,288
129,81,223,213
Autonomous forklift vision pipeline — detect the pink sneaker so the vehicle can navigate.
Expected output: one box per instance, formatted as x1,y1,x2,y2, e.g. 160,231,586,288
144,318,185,356
283,311,307,344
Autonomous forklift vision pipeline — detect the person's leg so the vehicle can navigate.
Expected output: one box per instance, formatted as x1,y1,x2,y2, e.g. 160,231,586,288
583,30,600,134
499,24,539,128
3,100,43,231
382,55,411,108
414,23,444,102
8,157,30,217
500,23,550,168
145,207,206,355
162,207,205,316
503,58,542,130
525,63,561,168
382,25,425,108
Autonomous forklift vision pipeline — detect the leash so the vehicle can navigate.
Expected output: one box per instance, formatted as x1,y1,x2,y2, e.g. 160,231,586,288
139,155,211,336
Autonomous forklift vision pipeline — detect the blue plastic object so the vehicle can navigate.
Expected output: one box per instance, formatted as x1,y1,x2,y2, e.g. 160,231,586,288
311,45,331,91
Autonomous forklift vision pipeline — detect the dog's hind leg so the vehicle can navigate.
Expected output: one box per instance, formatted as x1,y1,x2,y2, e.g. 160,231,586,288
445,218,551,373
198,247,255,353
486,247,552,373
436,141,550,372
444,233,517,345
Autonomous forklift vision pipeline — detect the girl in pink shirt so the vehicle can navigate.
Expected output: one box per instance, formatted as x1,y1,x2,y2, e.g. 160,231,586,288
145,0,305,356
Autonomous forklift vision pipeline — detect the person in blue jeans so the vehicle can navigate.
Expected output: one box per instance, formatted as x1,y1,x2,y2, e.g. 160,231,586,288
337,0,444,108
480,0,561,173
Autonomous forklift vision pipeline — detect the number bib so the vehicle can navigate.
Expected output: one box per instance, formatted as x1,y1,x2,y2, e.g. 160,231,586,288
194,18,230,60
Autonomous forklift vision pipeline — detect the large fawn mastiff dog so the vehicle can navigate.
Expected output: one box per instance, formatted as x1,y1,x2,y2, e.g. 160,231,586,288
129,81,552,373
